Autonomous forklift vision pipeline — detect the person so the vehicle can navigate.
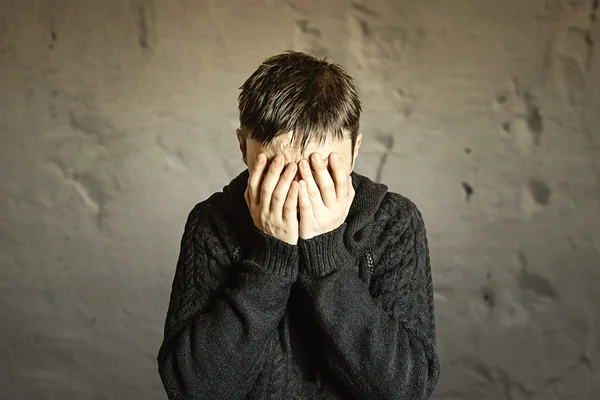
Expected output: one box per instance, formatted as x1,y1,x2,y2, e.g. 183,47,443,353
157,50,440,399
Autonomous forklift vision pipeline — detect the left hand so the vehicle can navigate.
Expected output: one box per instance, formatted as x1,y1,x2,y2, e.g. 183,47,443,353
298,152,355,240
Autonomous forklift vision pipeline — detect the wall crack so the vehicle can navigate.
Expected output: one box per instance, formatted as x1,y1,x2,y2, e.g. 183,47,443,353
585,0,599,69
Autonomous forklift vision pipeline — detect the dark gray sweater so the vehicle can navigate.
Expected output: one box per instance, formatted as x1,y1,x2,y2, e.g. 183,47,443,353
157,169,440,399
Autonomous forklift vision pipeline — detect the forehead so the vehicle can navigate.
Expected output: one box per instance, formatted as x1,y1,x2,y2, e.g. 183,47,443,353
250,131,350,159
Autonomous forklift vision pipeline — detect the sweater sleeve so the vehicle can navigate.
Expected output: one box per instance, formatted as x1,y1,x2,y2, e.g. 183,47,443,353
157,203,299,400
296,197,440,400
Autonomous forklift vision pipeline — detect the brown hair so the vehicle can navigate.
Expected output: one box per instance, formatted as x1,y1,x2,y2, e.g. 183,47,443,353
238,50,361,157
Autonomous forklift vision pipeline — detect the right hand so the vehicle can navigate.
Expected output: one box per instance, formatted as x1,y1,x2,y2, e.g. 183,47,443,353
244,153,299,245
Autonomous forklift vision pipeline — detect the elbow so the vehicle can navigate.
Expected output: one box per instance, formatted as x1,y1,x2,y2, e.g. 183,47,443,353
382,329,440,400
157,341,194,399
157,331,245,400
157,333,207,399
406,354,440,400
383,354,439,400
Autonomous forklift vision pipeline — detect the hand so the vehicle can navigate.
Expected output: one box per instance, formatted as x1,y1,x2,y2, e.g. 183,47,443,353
297,152,355,240
245,153,300,245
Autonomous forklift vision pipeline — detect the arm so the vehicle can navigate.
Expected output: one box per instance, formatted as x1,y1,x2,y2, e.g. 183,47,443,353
157,203,299,399
296,196,440,400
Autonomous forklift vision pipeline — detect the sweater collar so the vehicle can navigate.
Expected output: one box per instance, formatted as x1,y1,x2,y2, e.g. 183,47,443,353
221,169,389,258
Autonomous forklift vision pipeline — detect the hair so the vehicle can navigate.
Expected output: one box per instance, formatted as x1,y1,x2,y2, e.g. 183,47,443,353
237,50,362,158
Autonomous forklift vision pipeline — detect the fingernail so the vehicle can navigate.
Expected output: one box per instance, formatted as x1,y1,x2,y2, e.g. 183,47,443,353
312,153,322,163
301,160,309,170
331,153,338,162
274,155,282,165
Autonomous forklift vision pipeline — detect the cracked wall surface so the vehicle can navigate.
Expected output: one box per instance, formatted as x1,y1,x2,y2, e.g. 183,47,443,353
1,0,599,399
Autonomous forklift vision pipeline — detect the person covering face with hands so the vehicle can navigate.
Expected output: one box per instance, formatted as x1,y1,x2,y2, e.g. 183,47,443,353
157,50,440,400
244,151,355,245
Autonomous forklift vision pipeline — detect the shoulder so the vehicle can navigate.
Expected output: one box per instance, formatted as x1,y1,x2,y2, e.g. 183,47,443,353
180,193,239,256
184,191,230,226
182,194,222,233
376,191,427,232
364,192,429,265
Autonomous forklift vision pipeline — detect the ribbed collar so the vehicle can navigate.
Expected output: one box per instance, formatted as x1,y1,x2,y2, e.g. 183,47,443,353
221,169,389,259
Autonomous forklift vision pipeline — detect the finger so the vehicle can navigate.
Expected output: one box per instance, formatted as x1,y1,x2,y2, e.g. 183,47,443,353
299,159,324,208
330,152,348,203
298,180,314,217
283,180,299,222
260,154,286,212
248,153,267,205
271,162,297,213
310,152,337,207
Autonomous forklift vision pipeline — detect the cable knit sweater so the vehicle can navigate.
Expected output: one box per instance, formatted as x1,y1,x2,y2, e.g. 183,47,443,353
157,169,440,399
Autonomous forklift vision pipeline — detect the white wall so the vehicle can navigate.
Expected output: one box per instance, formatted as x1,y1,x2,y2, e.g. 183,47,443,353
1,0,599,399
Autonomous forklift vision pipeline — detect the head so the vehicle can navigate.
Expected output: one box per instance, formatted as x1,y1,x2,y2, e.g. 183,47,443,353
236,51,363,180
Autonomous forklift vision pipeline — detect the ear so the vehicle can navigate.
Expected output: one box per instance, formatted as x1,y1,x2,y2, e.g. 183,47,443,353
237,128,247,165
236,128,242,147
354,133,363,156
351,133,363,171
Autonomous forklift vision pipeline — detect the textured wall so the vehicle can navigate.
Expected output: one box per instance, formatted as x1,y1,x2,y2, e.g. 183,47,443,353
1,0,599,399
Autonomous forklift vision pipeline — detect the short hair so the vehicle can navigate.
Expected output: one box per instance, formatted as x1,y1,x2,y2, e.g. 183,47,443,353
237,50,361,156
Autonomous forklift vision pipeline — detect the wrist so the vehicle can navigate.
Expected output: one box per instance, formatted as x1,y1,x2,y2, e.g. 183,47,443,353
249,225,299,279
298,223,354,277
